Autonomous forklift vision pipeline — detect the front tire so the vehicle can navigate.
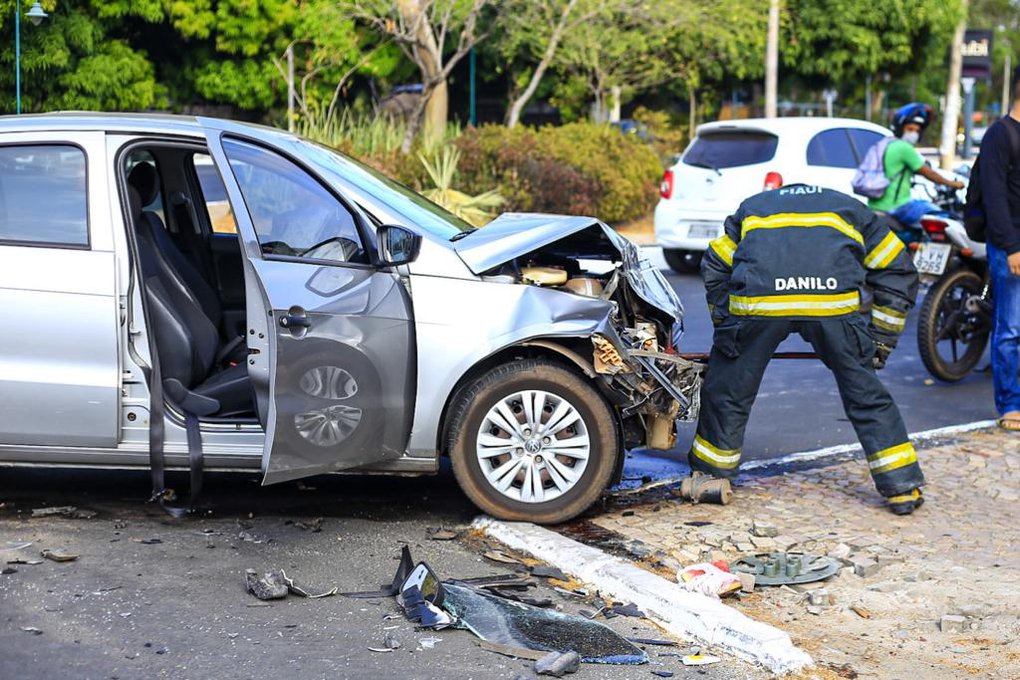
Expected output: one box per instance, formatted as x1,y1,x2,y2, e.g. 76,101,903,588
447,360,618,524
663,248,703,274
917,268,990,382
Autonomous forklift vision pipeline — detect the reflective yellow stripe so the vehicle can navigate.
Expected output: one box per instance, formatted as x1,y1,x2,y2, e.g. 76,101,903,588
867,442,917,475
691,434,741,469
888,489,921,504
741,212,863,245
872,305,907,332
864,231,905,269
708,234,737,267
729,291,860,317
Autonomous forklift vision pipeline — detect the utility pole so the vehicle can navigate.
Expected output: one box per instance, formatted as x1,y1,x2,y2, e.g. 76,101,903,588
765,0,779,118
962,77,976,159
939,0,968,170
1003,52,1012,118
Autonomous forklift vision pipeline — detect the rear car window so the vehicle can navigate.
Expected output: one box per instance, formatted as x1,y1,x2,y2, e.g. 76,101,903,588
848,129,885,160
191,153,238,234
683,131,778,169
806,129,858,168
0,145,88,247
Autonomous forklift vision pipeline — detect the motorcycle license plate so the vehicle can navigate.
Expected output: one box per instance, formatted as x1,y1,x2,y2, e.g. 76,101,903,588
913,243,952,276
687,222,721,240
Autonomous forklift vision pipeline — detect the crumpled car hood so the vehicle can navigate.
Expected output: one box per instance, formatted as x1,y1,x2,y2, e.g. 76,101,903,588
452,213,684,321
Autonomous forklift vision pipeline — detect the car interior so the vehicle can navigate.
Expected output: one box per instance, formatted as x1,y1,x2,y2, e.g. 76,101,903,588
123,145,257,421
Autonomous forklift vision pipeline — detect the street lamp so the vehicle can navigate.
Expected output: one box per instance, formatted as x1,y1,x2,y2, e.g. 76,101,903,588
15,1,50,114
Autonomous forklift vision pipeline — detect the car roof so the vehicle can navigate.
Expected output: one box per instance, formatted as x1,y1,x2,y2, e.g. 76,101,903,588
696,116,889,137
0,111,285,139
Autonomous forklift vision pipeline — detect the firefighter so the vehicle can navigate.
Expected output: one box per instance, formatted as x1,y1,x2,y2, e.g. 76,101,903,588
689,183,925,515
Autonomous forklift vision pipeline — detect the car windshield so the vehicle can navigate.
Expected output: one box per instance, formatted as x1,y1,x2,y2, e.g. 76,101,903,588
683,131,779,169
293,139,474,239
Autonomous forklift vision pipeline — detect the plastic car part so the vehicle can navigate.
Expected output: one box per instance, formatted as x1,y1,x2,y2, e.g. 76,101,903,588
521,265,569,286
731,552,841,586
442,583,648,664
678,472,732,505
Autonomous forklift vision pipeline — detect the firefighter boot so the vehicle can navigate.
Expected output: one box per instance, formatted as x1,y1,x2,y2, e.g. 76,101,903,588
679,471,733,505
887,488,924,515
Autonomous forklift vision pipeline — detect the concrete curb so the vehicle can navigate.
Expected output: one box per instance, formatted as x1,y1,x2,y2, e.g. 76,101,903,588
473,516,813,675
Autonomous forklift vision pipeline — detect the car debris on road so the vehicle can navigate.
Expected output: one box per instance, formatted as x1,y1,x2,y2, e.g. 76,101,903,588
348,546,651,666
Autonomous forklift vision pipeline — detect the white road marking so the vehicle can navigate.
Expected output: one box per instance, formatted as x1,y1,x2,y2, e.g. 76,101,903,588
741,419,996,471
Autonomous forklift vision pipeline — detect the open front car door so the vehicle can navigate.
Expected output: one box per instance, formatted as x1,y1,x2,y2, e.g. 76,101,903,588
207,130,415,484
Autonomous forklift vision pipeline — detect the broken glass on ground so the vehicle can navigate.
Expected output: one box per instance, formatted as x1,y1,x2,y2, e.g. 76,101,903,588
442,583,647,664
358,546,647,664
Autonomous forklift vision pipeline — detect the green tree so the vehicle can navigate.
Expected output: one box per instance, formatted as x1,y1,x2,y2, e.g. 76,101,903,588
0,0,165,112
782,0,962,115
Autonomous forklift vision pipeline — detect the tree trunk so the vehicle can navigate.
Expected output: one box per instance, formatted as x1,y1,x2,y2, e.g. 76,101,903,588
871,89,885,121
940,1,968,170
609,85,622,123
764,0,779,118
506,0,578,128
396,0,447,147
424,79,448,144
688,83,697,140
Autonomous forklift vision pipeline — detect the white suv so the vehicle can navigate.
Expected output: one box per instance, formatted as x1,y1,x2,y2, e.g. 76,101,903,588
654,117,891,272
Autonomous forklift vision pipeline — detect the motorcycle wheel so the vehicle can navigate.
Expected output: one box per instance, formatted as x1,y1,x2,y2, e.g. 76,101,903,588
917,268,990,382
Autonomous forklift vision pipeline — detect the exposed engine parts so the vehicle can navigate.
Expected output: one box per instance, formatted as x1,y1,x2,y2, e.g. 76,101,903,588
487,224,700,452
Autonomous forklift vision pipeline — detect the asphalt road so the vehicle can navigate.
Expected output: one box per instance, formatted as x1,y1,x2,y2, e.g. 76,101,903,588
0,468,762,680
644,246,996,461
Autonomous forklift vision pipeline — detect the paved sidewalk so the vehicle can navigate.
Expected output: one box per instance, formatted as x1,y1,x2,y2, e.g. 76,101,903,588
585,428,1020,679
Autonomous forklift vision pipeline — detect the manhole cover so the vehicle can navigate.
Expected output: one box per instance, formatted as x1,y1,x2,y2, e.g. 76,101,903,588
731,552,840,585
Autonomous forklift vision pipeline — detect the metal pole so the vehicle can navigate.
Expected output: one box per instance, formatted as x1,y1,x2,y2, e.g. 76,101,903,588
962,77,976,159
1003,52,1012,119
15,0,21,114
469,47,476,126
764,0,779,118
286,43,295,132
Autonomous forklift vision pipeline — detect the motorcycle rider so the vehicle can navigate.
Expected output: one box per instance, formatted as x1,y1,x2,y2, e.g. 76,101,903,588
869,103,965,227
689,183,925,515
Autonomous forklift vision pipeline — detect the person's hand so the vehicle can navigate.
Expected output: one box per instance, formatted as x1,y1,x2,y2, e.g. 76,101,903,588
949,180,965,190
1008,251,1020,277
873,342,892,370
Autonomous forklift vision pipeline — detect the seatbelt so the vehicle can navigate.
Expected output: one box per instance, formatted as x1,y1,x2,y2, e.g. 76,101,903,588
141,279,204,519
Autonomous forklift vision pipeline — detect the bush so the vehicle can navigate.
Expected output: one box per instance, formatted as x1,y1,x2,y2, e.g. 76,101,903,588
454,122,662,224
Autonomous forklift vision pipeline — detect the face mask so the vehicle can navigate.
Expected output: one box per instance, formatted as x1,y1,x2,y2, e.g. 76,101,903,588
902,131,920,145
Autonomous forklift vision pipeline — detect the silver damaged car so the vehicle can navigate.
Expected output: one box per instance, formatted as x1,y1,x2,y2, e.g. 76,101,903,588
0,113,702,523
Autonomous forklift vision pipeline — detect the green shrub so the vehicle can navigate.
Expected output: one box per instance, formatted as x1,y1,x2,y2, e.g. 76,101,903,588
535,123,662,223
297,115,662,224
454,122,661,224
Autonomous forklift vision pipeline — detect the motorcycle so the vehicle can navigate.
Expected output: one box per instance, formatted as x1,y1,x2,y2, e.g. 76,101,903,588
910,181,992,382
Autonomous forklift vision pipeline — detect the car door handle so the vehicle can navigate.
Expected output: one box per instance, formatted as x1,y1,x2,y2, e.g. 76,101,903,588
280,313,311,329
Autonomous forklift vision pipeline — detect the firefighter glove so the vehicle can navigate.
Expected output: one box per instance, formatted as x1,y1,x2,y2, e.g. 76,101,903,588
873,342,892,370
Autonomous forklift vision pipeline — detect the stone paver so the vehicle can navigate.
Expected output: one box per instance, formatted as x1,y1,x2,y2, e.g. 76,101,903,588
588,429,1020,679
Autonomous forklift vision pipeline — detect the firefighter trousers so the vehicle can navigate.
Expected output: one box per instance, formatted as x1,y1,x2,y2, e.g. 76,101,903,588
688,315,925,497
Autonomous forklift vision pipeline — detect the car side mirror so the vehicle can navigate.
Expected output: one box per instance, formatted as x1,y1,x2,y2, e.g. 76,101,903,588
377,225,421,267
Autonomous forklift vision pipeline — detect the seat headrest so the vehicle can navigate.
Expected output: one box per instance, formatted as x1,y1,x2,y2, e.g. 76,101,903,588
128,163,160,207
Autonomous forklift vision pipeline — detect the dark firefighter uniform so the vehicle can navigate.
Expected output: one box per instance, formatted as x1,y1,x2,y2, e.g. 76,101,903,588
690,183,925,509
